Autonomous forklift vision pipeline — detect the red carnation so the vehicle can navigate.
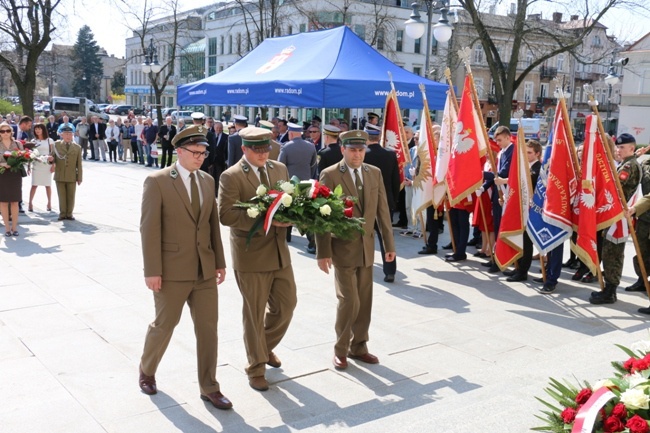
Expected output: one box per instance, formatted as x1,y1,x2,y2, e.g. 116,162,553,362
575,388,593,405
319,185,331,198
561,407,577,424
344,198,354,208
626,415,650,433
344,207,353,218
633,358,650,372
624,358,636,372
603,415,625,433
611,403,627,419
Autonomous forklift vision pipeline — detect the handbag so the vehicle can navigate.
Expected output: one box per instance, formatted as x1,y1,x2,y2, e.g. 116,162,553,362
150,143,159,157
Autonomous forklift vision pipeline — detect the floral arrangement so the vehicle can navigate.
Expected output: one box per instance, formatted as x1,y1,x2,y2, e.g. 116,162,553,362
534,340,650,433
235,175,365,244
0,149,38,174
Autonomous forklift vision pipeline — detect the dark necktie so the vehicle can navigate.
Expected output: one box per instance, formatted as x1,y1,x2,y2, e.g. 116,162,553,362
259,165,270,187
190,172,200,220
354,168,364,209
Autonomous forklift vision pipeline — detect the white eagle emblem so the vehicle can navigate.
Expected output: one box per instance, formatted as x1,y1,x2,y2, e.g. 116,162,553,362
580,192,595,208
384,130,399,151
452,121,474,154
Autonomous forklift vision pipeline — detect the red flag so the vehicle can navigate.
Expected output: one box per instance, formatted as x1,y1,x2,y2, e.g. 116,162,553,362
494,127,532,269
381,89,410,184
574,114,624,274
543,101,578,233
445,76,483,206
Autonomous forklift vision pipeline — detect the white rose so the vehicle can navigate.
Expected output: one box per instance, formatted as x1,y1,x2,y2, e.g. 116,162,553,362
620,388,650,410
280,182,295,194
281,194,293,207
631,340,650,355
319,204,332,216
592,379,616,391
627,372,650,390
247,208,260,218
256,185,267,196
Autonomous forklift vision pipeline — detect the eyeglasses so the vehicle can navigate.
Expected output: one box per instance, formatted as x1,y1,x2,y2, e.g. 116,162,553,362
0,130,12,134
308,130,319,134
182,147,209,158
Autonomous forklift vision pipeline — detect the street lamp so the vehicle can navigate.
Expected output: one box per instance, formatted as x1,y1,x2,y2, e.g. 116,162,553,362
604,66,619,135
404,0,454,78
141,38,162,113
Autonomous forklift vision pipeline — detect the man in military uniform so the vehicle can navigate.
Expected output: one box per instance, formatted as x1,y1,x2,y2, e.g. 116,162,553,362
53,126,83,221
227,115,248,167
317,125,342,174
626,156,650,293
258,120,281,160
629,178,650,314
590,133,641,304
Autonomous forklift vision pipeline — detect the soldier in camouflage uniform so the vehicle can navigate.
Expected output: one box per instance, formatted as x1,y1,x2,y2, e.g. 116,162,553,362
590,133,641,304
625,157,650,293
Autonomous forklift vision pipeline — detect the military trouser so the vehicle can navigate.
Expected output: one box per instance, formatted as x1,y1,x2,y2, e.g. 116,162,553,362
633,220,650,282
602,238,626,287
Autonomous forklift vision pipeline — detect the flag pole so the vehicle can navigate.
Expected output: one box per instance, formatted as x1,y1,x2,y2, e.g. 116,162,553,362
387,71,411,164
584,84,650,297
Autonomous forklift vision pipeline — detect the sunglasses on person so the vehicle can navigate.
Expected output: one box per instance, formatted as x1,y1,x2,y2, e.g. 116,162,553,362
0,129,12,133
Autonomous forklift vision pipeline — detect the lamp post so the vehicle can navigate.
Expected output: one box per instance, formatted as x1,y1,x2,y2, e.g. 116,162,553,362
141,38,162,115
404,0,454,78
604,66,619,136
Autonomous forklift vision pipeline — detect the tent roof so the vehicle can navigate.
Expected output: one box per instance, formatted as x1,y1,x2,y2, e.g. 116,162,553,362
178,26,448,110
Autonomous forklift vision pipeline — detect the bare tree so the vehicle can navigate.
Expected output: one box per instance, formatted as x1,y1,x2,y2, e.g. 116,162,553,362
233,0,286,56
456,0,649,125
0,0,63,118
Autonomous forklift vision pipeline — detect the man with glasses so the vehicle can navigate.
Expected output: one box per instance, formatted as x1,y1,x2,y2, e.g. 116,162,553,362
218,126,296,393
139,125,231,410
307,126,322,152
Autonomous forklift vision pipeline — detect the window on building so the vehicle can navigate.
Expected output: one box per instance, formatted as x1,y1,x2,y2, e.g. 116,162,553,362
413,66,422,76
354,25,366,41
220,36,224,55
237,33,241,54
396,30,403,52
377,29,385,50
299,23,306,33
414,37,421,54
524,81,534,103
525,50,533,67
431,37,437,55
557,54,565,72
473,45,484,64
288,25,293,35
228,35,233,54
474,78,484,98
540,83,548,98
208,56,217,77
574,88,581,103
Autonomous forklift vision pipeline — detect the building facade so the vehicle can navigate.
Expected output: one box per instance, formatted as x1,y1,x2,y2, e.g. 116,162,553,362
618,32,650,144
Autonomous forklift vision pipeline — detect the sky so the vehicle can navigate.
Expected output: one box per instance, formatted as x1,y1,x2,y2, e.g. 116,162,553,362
56,0,648,59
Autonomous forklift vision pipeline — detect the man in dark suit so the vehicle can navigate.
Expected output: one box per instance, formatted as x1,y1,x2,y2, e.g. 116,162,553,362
277,119,290,143
90,115,107,162
481,125,514,273
218,126,297,393
316,130,396,370
212,120,228,196
317,125,342,174
46,115,59,141
139,125,232,410
227,115,248,167
361,123,400,282
157,116,177,168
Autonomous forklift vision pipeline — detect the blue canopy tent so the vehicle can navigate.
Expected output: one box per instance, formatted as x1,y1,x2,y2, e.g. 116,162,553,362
177,26,448,110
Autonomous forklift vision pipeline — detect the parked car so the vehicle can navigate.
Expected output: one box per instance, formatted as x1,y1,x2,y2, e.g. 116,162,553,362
105,104,118,114
171,110,193,123
95,103,110,112
112,105,142,115
161,107,177,117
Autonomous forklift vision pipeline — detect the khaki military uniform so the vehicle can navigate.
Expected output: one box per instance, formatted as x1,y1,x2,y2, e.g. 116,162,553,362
602,155,641,288
53,140,83,219
632,160,650,282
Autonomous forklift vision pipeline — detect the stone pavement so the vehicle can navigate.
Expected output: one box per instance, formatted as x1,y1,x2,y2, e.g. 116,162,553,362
1,160,649,433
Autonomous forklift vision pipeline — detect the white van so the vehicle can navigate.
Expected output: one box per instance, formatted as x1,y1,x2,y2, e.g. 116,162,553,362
50,97,109,121
488,118,546,143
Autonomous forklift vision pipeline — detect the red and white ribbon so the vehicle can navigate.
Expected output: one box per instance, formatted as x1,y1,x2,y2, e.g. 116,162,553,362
263,191,287,234
571,387,616,433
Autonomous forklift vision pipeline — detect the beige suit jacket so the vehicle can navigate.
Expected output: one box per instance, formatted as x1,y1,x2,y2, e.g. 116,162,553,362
218,159,291,272
635,193,650,217
140,163,226,280
53,140,83,183
316,161,395,268
269,140,281,161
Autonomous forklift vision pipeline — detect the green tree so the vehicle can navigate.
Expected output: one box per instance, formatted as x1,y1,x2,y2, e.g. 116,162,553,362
72,25,103,101
111,70,125,94
0,0,63,118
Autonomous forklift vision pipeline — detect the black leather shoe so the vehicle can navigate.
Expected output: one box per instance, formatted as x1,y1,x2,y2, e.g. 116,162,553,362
418,246,437,255
481,260,494,268
487,264,501,273
533,277,544,283
139,366,157,395
638,306,650,315
581,273,596,283
473,251,488,258
306,245,316,254
539,283,557,294
562,259,575,268
625,280,647,292
467,238,479,247
384,274,395,283
502,270,517,277
506,273,528,282
589,290,617,305
442,243,453,250
445,255,467,262
392,222,407,229
572,269,587,281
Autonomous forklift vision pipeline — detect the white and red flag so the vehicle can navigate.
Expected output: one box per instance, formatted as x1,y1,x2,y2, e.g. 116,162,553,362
606,184,642,243
494,127,532,269
542,103,579,234
411,95,437,219
381,89,410,184
445,76,483,206
432,92,455,207
574,114,624,274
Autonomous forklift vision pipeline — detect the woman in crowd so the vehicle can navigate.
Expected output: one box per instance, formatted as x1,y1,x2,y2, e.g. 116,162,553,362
120,118,131,162
0,121,25,236
28,123,54,212
105,119,121,163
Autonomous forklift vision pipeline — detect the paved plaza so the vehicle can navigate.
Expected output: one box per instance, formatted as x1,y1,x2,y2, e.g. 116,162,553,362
1,160,649,433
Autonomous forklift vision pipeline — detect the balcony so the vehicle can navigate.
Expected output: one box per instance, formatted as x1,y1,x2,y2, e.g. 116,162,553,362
575,71,601,82
540,66,557,79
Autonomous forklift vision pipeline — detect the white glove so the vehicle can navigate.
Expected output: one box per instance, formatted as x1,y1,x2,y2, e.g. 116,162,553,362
476,187,484,197
408,167,416,177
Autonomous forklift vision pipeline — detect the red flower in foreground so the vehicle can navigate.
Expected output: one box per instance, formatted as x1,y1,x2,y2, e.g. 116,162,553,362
561,407,577,424
633,357,650,372
624,358,636,372
603,415,625,432
319,185,331,198
344,198,354,208
611,403,627,419
344,207,353,218
626,414,650,433
575,388,593,405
